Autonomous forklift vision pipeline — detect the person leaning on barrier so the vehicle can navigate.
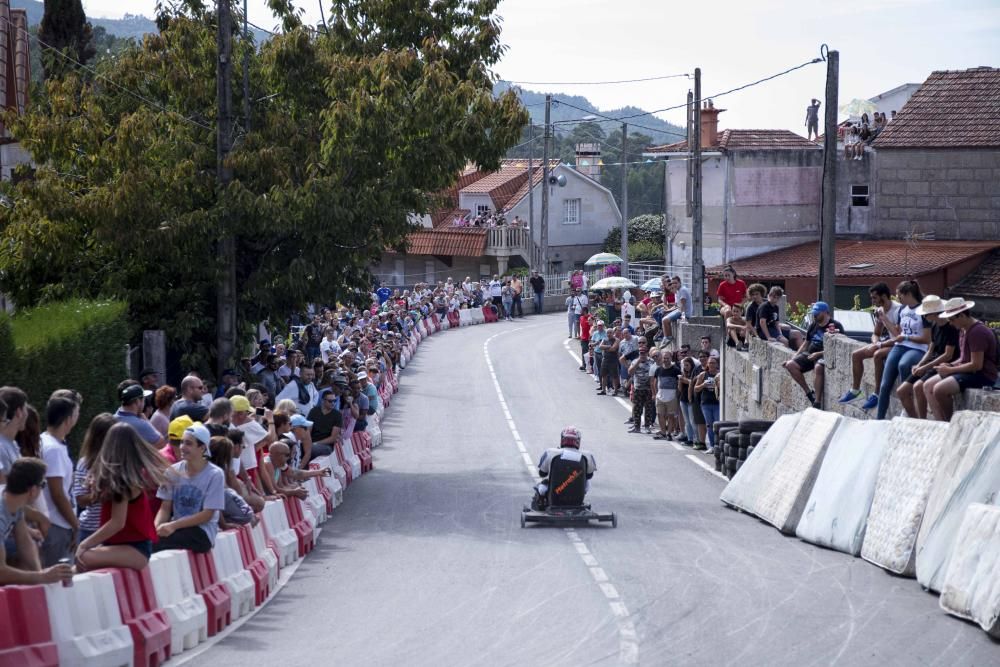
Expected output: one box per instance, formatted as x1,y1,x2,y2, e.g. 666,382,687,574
1,458,74,584
260,441,330,501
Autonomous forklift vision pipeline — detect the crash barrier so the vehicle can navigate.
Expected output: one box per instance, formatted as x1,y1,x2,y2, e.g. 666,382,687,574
0,306,503,665
939,503,1000,637
44,570,134,667
712,419,780,479
720,409,1000,640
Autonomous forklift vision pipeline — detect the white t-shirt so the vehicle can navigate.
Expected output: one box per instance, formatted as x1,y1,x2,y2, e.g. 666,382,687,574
40,432,75,530
236,420,268,471
320,338,342,363
489,280,502,298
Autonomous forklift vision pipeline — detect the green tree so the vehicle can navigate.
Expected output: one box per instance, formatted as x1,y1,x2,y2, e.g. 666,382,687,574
1,2,526,375
38,0,96,79
603,214,666,255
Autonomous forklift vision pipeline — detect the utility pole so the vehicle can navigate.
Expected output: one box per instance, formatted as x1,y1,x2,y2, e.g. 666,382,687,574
217,0,237,378
662,157,670,264
621,122,629,277
528,123,534,250
541,95,551,272
242,0,250,132
691,67,704,316
819,50,839,305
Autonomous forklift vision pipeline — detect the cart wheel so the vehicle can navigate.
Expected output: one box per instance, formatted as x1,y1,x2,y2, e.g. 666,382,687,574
520,512,526,528
612,513,618,528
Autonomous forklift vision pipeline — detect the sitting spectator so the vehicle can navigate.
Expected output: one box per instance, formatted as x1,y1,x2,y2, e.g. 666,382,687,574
153,422,225,553
73,413,116,545
923,299,999,421
661,277,692,343
743,283,766,340
276,366,319,414
76,423,168,571
0,458,73,584
783,302,844,408
716,266,747,320
897,295,959,418
694,356,722,453
289,414,314,469
757,286,788,346
874,280,930,420
206,397,233,432
150,385,177,438
260,441,330,501
39,394,81,567
170,375,210,422
207,436,256,528
839,282,901,408
725,304,748,350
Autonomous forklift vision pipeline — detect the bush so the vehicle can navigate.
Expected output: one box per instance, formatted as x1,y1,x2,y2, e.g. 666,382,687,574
0,299,129,456
603,214,665,253
629,240,664,262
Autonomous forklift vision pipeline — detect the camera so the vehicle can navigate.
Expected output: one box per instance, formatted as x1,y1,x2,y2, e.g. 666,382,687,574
255,407,266,417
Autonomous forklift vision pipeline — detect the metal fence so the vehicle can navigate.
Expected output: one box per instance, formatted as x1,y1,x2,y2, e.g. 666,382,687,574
539,262,693,297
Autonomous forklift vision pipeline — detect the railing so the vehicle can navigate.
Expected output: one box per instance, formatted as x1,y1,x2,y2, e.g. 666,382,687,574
485,226,531,254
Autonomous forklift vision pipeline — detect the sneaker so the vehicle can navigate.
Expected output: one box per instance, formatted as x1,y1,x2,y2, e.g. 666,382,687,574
693,442,706,451
596,390,606,395
704,447,715,455
579,366,586,371
676,435,689,444
861,393,879,411
664,336,674,344
653,432,668,440
643,426,653,434
624,418,634,424
627,426,641,434
806,390,817,406
838,388,862,404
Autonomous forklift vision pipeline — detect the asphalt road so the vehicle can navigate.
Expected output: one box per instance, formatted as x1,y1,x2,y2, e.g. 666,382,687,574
187,313,998,666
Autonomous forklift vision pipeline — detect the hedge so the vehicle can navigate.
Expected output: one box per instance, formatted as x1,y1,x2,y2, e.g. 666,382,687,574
0,299,129,457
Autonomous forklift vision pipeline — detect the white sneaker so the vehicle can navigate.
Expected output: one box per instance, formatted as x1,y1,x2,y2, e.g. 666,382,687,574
704,447,715,455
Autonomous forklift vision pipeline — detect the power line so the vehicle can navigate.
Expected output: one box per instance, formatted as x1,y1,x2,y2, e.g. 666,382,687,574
505,73,690,86
549,100,687,138
0,14,214,132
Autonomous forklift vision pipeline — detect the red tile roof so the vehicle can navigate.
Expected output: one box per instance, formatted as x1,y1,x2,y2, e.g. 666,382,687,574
949,249,1000,299
647,129,819,153
459,159,556,212
713,240,1000,280
873,67,1000,149
405,229,487,257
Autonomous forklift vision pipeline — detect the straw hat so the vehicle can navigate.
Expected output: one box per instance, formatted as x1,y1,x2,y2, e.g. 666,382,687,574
939,297,975,319
914,294,946,316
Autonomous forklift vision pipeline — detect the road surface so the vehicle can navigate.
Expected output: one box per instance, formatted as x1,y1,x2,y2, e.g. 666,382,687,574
186,313,996,666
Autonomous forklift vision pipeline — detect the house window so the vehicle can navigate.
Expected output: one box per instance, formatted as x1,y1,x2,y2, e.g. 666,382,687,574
476,204,491,217
851,185,869,207
562,198,581,224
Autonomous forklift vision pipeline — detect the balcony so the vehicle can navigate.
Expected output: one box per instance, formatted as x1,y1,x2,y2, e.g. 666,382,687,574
484,226,540,271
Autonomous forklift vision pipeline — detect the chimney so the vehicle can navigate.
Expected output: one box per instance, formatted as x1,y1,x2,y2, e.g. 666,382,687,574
575,143,602,182
700,99,724,148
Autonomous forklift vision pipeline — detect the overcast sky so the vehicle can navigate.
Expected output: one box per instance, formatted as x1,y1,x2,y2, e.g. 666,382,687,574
82,0,998,133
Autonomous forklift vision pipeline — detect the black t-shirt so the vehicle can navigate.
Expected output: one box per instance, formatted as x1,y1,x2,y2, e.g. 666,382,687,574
745,301,761,335
307,404,343,442
931,321,961,361
804,318,845,353
305,324,324,346
700,371,719,405
654,365,681,392
757,301,780,337
529,276,545,293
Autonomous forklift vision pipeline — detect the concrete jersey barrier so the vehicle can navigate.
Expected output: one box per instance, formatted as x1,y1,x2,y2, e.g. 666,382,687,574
915,411,1000,592
796,418,892,555
861,418,950,576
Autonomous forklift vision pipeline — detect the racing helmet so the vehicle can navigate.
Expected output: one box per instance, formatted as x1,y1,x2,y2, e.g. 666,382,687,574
560,426,582,449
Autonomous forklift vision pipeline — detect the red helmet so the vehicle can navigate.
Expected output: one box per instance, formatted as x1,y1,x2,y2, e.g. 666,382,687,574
560,427,581,448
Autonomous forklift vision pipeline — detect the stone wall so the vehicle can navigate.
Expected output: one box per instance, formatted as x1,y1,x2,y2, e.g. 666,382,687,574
721,331,1000,421
874,149,1000,241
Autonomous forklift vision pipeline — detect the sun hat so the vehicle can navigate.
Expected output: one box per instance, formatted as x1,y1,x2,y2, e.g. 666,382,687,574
230,395,252,413
939,298,975,319
914,294,946,316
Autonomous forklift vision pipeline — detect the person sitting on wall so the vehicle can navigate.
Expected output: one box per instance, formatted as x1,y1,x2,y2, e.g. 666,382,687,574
783,302,844,409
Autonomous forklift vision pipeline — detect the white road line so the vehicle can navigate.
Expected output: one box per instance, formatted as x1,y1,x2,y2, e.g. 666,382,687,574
670,442,685,451
685,454,729,481
489,330,639,664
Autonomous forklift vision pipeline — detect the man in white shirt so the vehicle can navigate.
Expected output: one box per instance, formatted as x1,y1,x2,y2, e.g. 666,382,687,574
39,394,80,566
0,388,27,483
319,329,342,364
276,366,319,413
230,396,271,496
489,275,503,315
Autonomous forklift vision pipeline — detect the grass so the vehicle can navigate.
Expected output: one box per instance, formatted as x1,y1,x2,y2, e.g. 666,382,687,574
8,299,127,352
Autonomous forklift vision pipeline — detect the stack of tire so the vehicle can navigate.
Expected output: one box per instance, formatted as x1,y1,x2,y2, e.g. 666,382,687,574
712,419,774,479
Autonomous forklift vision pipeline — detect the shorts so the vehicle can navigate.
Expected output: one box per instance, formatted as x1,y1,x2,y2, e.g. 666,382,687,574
109,539,153,559
666,310,683,322
792,353,817,373
656,397,678,417
953,372,995,391
903,368,937,385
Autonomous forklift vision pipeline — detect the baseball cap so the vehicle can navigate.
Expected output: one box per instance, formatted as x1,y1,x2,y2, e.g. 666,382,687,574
184,422,212,448
230,395,251,413
810,301,831,316
139,367,157,379
168,415,194,441
290,414,313,429
120,383,149,404
357,371,369,381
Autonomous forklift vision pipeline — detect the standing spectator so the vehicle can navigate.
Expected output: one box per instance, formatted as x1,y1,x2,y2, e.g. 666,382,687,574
139,368,160,392
0,458,74,585
303,315,326,362
805,98,821,141
320,328,342,363
39,395,80,566
590,321,608,381
716,266,747,320
170,375,210,422
276,366,319,414
530,270,546,314
75,423,168,571
617,327,640,394
839,282,901,407
924,299,999,421
0,386,28,483
489,275,503,316
16,405,41,458
115,382,164,447
694,356,722,453
258,355,285,401
677,357,697,445
653,352,682,440
597,327,620,396
153,422,225,554
628,345,656,434
569,270,584,292
578,308,592,371
783,302,844,408
501,279,515,321
150,385,177,438
875,281,930,419
565,289,587,338
73,413,117,545
897,296,959,418
215,369,240,398
689,351,710,449
511,274,524,318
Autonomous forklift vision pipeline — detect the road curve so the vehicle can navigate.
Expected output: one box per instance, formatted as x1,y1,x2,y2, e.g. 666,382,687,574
185,313,997,667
